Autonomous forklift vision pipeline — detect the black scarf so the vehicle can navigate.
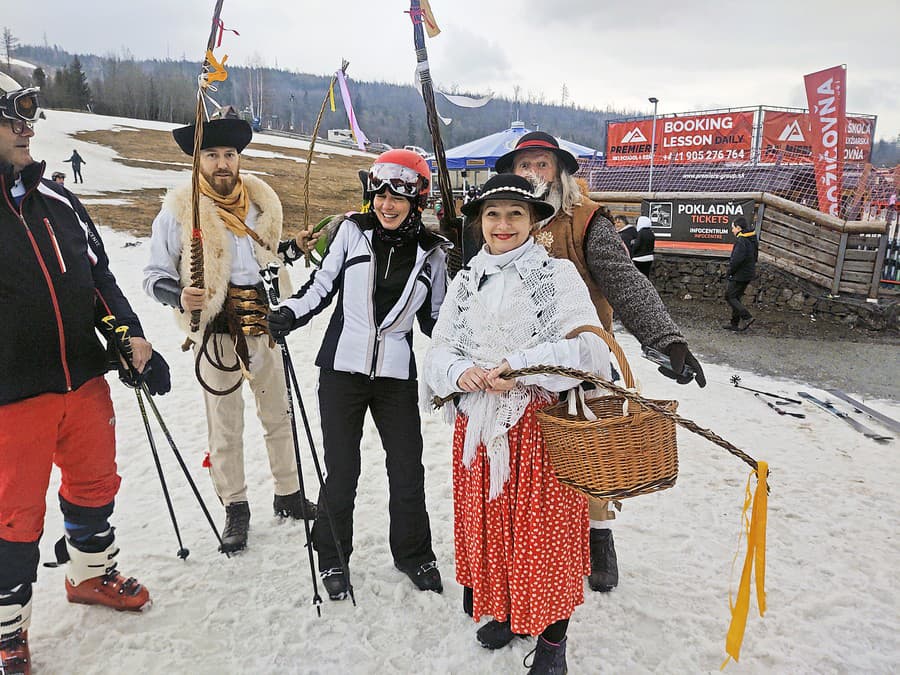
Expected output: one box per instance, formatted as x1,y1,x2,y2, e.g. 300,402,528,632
373,208,423,246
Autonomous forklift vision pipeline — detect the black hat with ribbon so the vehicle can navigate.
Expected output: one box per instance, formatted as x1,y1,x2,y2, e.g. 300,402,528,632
172,105,253,156
460,173,555,221
494,130,580,175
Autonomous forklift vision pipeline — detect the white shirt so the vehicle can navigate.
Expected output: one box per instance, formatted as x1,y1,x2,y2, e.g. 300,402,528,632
143,202,264,297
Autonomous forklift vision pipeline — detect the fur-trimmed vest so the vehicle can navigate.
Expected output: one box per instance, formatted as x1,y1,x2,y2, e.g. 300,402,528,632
163,173,292,335
536,197,614,330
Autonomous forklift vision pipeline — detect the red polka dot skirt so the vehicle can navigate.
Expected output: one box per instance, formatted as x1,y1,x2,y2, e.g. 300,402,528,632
452,401,589,636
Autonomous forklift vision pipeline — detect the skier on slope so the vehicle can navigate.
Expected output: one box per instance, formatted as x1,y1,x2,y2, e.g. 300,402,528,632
0,73,171,674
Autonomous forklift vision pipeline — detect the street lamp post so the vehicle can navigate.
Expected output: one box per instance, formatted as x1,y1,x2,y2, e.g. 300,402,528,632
648,97,659,192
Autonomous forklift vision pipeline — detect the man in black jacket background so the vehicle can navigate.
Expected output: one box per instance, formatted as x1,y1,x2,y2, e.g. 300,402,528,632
724,216,759,331
0,73,170,674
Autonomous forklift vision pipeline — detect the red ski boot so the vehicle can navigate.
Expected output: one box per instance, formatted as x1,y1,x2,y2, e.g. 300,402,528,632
65,572,151,612
0,629,30,675
61,531,152,612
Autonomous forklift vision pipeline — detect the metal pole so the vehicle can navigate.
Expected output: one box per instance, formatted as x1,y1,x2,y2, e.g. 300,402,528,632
648,97,659,192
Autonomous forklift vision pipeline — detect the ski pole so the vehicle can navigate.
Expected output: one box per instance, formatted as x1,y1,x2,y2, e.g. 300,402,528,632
134,387,190,559
139,384,225,550
96,310,224,550
261,264,356,609
729,374,802,404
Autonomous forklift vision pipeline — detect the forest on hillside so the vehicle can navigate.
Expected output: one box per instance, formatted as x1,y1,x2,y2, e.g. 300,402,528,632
9,44,636,152
6,43,900,166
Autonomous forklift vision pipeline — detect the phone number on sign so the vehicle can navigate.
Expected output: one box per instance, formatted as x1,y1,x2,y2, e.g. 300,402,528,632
664,149,746,162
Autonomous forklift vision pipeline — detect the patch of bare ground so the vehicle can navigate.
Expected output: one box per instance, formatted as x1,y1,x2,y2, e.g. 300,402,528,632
73,127,372,237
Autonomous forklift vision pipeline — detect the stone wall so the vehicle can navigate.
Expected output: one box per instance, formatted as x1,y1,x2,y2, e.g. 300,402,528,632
651,254,900,332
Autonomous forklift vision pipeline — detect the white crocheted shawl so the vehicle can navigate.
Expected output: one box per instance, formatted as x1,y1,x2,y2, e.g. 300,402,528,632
425,240,601,499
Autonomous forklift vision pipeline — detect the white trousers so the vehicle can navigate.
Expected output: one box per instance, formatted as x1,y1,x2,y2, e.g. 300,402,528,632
195,334,299,505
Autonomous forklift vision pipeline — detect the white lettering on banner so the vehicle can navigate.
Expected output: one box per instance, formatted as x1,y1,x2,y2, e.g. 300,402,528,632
677,203,746,215
847,121,869,135
663,117,734,133
812,76,842,217
663,134,713,147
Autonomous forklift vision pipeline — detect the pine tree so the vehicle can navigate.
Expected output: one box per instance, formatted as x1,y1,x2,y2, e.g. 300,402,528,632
2,27,19,71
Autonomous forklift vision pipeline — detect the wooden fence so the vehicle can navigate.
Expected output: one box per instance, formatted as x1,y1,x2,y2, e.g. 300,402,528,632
589,191,890,299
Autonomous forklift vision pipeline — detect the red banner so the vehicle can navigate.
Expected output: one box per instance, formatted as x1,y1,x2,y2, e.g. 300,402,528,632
804,65,846,216
760,111,872,164
607,112,754,166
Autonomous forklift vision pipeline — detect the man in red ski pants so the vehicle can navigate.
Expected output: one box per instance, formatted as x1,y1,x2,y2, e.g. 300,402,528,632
0,73,170,674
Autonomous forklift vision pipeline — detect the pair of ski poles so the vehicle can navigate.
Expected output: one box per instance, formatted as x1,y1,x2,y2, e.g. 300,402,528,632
98,314,223,559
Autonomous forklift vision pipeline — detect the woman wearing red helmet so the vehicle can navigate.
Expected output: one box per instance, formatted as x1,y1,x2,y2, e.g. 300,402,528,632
267,149,449,600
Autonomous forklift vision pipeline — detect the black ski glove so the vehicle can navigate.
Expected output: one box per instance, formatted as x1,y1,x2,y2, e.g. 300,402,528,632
662,342,707,388
114,349,171,395
267,306,297,340
141,350,171,396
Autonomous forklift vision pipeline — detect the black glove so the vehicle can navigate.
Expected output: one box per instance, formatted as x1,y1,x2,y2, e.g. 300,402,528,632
663,342,707,388
141,350,171,396
266,306,297,340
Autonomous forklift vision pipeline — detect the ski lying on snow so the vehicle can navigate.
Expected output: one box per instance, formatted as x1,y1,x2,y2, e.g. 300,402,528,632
797,392,893,443
824,389,900,435
755,393,805,418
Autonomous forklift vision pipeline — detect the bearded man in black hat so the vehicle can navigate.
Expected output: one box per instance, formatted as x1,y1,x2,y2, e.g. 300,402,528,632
495,131,707,599
143,107,316,554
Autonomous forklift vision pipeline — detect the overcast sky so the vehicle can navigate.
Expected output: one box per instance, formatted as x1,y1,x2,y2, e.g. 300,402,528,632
9,0,900,140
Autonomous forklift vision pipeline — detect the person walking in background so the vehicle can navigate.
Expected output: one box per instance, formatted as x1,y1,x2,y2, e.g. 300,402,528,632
0,73,170,674
424,174,612,672
267,149,449,600
51,171,65,185
143,106,316,555
723,216,758,331
495,131,706,604
63,149,85,183
613,214,637,255
632,215,656,277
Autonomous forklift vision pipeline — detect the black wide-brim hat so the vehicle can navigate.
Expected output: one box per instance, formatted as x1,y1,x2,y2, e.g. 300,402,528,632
173,118,253,156
494,131,580,175
461,174,556,221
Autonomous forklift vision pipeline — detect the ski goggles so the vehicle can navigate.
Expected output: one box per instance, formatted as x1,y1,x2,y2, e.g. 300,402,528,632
367,162,427,198
0,87,41,123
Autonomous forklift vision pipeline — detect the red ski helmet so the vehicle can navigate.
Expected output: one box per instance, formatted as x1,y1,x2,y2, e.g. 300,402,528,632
367,149,431,205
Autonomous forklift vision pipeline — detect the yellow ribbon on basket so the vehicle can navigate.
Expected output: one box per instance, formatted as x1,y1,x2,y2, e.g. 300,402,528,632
721,460,768,669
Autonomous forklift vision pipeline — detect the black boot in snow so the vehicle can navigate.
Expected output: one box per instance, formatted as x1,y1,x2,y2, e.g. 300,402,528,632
220,502,250,554
476,619,527,650
588,528,618,592
524,636,567,675
320,568,349,601
273,491,317,520
395,561,443,593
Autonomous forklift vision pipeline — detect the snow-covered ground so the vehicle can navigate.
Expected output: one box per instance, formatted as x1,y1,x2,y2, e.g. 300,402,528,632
21,111,900,674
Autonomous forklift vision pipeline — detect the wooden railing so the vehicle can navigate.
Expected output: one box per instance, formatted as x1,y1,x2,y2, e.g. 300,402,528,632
589,191,890,299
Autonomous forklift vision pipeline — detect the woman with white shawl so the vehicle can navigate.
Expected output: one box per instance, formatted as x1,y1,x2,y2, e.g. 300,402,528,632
424,174,611,674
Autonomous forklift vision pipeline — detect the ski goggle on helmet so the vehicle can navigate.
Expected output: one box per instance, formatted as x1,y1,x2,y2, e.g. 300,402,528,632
367,149,431,199
0,72,41,123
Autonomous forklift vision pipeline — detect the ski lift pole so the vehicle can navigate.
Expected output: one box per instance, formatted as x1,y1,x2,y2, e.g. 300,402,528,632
407,0,464,275
187,0,227,332
302,60,350,267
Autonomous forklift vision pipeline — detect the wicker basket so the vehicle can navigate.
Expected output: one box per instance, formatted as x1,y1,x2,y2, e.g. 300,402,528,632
535,326,679,500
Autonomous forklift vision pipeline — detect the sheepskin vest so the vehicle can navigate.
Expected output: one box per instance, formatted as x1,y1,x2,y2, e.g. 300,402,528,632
163,173,292,335
536,197,613,330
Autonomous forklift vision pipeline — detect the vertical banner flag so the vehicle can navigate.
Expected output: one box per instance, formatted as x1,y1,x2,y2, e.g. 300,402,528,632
336,69,368,150
419,0,441,37
804,65,846,217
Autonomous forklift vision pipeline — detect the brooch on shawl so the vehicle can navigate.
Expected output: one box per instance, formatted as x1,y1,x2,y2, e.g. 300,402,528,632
534,230,554,251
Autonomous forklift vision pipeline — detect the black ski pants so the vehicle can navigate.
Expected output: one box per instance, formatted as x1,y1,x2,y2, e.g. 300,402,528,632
725,279,752,326
313,369,435,572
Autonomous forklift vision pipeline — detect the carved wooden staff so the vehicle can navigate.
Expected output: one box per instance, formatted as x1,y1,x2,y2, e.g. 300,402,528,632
188,0,227,332
407,0,464,275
